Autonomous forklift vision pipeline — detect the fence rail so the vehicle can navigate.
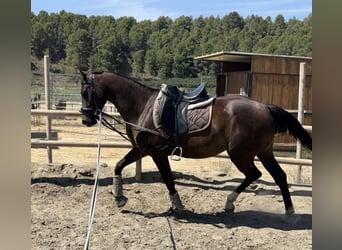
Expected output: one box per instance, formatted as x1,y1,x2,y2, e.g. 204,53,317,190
31,139,131,148
31,109,119,117
31,109,312,132
31,139,312,166
31,109,312,181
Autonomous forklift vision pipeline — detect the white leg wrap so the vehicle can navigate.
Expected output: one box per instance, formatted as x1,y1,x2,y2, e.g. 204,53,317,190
113,175,123,197
225,191,239,212
169,192,184,210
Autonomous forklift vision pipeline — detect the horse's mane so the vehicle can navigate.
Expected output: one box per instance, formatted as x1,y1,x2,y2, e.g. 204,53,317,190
94,71,156,92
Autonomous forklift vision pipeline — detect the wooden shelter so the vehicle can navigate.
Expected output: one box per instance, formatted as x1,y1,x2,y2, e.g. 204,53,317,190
195,51,312,150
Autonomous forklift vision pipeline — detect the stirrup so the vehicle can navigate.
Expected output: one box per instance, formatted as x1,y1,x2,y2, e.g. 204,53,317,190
170,146,182,161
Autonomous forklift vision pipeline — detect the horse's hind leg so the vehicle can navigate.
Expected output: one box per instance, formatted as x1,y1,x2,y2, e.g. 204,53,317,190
225,155,262,213
113,147,145,207
257,150,295,215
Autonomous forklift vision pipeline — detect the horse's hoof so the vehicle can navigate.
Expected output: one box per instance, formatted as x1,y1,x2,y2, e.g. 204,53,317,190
224,202,235,213
115,195,128,208
285,206,295,215
225,208,235,213
165,207,181,219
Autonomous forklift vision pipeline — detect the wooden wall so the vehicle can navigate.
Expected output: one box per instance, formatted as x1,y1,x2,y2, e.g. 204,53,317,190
217,55,312,112
251,73,312,111
250,55,312,115
221,61,251,72
251,55,312,75
217,55,312,148
250,56,312,146
216,74,226,96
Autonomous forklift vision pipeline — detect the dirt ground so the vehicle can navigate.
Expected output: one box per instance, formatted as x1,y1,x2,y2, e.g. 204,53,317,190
31,118,312,249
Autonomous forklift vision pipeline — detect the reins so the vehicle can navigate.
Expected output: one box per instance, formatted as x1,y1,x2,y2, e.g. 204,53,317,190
81,73,181,158
100,111,165,140
99,110,174,152
99,112,131,141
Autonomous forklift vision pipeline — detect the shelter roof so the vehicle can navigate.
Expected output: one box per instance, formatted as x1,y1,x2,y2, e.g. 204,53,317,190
194,51,311,63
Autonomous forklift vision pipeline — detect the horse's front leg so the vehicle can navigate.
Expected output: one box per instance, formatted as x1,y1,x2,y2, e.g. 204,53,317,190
113,147,145,207
151,153,184,214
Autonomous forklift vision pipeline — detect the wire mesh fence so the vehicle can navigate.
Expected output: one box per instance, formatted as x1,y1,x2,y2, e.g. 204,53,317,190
31,71,216,112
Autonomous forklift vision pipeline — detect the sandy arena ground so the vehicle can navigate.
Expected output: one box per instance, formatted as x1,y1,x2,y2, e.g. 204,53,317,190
31,117,312,249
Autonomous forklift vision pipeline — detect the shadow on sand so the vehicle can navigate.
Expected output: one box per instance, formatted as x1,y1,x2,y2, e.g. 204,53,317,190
32,168,311,231
119,208,312,231
31,170,312,197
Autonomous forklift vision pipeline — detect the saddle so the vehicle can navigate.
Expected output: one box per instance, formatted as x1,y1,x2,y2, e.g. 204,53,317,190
153,82,214,142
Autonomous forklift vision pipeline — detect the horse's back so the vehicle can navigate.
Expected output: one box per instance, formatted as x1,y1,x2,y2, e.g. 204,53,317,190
216,95,271,121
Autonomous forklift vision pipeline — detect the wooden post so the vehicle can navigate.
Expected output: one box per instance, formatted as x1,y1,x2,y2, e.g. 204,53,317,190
296,62,306,183
135,159,142,181
224,73,228,96
44,55,52,163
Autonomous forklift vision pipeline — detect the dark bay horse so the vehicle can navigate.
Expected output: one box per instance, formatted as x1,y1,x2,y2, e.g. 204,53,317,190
79,71,312,215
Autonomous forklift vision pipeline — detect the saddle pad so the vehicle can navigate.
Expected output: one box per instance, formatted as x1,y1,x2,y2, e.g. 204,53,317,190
152,89,213,135
187,103,213,134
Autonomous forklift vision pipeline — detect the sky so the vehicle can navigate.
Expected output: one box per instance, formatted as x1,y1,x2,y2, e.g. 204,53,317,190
31,0,312,21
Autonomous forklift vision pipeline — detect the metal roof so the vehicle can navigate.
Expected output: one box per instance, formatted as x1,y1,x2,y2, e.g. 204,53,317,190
194,51,312,63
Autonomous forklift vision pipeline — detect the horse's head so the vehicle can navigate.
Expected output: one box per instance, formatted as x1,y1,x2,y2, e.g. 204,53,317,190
79,70,105,127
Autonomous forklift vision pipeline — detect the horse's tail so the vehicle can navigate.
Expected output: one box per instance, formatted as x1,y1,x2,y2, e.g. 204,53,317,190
268,105,312,151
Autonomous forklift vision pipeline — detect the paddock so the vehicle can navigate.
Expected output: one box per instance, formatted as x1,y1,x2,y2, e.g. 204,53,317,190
31,56,312,249
31,55,311,172
31,102,312,249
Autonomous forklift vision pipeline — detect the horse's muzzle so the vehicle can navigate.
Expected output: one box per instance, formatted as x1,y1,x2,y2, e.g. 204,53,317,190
82,117,97,127
80,108,98,127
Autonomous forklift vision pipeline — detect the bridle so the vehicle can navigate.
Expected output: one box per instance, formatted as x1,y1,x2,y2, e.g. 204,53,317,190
80,74,100,120
79,72,172,151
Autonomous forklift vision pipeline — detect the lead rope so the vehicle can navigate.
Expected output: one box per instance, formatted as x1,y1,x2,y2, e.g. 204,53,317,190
166,215,177,250
84,111,103,250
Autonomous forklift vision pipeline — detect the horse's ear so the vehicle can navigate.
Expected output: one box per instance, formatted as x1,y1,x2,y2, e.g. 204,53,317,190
79,69,87,83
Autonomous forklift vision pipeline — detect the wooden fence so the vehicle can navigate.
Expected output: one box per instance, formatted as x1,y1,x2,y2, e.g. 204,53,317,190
31,109,312,182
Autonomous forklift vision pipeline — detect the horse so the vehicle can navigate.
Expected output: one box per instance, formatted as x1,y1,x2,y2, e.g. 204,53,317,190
79,71,312,215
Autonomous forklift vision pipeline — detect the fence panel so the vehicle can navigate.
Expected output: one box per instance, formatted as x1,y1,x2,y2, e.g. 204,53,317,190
31,109,312,181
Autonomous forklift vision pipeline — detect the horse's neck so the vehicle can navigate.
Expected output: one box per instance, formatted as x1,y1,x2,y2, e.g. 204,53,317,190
107,76,155,123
